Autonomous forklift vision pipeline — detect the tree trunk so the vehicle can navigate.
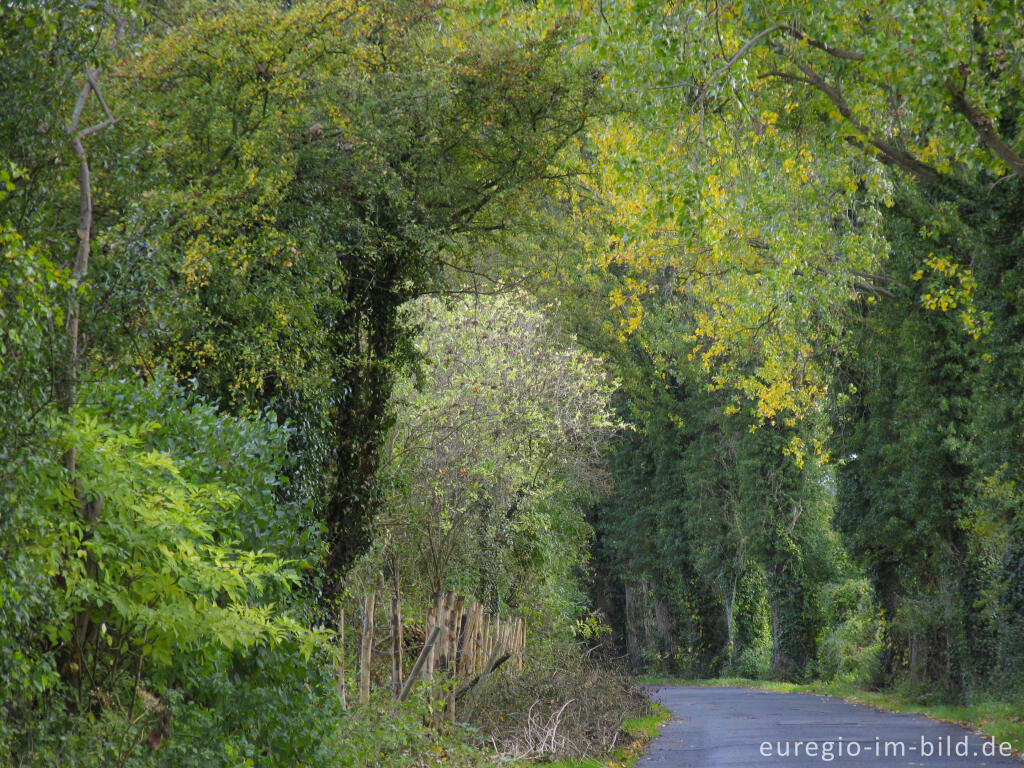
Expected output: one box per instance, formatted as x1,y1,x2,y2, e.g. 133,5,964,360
624,583,642,669
653,590,673,664
59,67,117,701
724,585,736,667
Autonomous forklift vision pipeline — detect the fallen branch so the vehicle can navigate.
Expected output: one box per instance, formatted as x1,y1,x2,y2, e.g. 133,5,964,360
454,648,511,702
397,625,441,702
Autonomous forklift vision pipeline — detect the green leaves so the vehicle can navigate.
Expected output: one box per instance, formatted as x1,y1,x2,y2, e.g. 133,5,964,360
55,406,313,666
0,368,328,760
375,293,618,618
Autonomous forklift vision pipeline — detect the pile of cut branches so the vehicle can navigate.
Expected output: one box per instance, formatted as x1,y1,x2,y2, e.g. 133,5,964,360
460,651,649,761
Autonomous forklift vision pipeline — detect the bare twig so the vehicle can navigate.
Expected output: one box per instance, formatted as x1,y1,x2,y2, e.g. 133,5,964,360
663,23,863,98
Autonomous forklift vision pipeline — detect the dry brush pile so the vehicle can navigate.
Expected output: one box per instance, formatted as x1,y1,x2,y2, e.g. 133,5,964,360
459,652,650,761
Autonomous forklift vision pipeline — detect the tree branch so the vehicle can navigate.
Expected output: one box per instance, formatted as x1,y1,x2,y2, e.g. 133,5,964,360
852,279,895,298
695,24,788,103
764,63,942,187
658,24,862,96
949,85,1024,178
781,25,864,62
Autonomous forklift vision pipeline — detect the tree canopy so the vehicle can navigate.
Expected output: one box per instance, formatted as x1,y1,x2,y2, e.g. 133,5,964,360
3,0,1024,764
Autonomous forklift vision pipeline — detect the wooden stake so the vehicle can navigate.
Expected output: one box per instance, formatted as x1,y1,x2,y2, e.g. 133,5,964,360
444,595,461,723
391,597,402,698
359,586,376,703
435,596,444,671
475,605,484,674
475,606,486,674
441,591,456,670
444,594,459,672
335,609,346,708
453,596,466,674
435,597,446,672
458,601,475,677
519,617,526,672
425,603,436,677
471,603,483,675
429,592,446,727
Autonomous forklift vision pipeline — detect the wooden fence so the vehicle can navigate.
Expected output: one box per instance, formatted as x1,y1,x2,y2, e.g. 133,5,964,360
339,582,527,722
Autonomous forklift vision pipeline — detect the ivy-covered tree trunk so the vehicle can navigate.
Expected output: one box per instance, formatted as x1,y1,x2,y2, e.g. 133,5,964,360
1000,526,1024,689
321,255,410,594
653,588,674,663
322,329,393,594
623,582,643,669
765,553,816,681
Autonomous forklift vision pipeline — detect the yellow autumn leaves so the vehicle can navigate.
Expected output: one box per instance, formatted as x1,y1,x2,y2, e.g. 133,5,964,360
913,253,990,338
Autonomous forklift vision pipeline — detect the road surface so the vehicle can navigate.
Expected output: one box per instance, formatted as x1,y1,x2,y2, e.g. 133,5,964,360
638,685,1022,767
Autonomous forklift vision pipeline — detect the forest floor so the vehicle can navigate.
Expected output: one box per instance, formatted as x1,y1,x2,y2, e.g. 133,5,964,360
640,678,1024,762
633,684,1024,767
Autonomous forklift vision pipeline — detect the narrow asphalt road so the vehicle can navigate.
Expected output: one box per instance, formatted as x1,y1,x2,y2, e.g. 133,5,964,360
638,686,1022,767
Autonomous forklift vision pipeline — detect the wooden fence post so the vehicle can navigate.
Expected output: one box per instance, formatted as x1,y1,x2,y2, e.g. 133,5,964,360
391,597,402,698
425,600,435,678
374,590,528,721
453,596,466,673
474,604,483,675
444,593,458,671
518,617,526,672
436,593,446,671
444,595,463,722
335,609,346,708
473,603,484,676
442,591,456,670
458,601,475,677
359,583,377,703
433,591,445,672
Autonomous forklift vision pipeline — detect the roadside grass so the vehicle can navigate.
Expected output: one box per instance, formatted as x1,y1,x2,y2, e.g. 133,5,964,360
642,677,1024,757
535,704,671,768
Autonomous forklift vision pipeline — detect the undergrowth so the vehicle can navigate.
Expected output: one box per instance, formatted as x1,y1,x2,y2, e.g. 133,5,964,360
461,652,651,763
535,705,670,768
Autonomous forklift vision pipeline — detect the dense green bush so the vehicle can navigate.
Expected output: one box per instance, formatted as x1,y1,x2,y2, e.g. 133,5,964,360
329,695,494,768
812,579,881,683
0,373,332,767
732,646,771,680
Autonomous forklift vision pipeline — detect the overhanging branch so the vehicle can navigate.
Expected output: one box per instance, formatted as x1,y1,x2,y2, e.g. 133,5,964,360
949,85,1024,178
763,63,942,187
